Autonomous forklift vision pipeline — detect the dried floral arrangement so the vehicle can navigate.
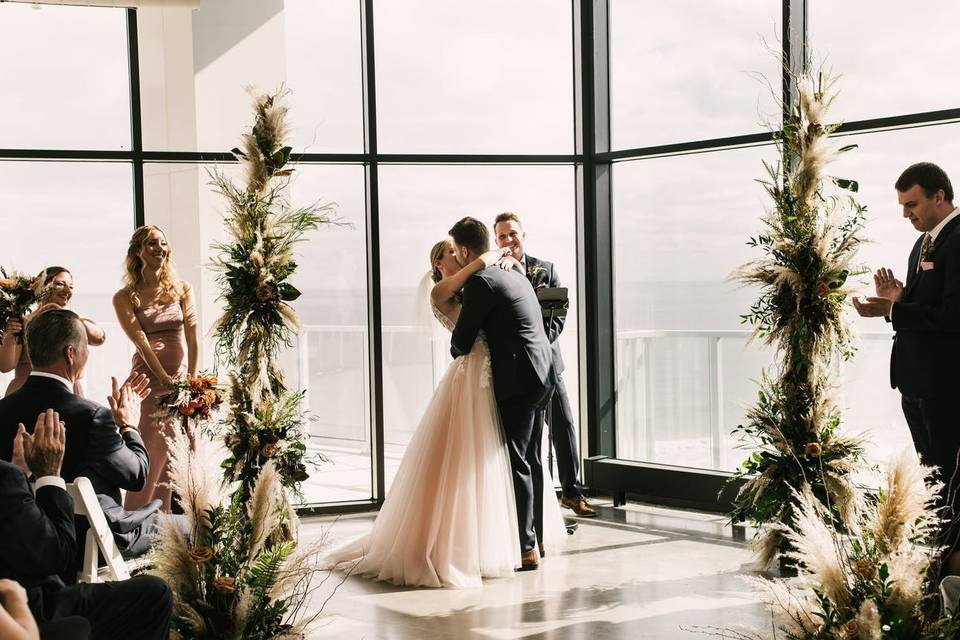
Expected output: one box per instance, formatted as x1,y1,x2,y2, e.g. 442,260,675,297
150,89,341,639
729,70,869,565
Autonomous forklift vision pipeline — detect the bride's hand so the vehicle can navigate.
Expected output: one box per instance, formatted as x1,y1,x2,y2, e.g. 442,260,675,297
478,247,511,268
497,255,522,272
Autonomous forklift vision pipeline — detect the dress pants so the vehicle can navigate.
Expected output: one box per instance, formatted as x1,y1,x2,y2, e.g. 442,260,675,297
38,575,172,640
538,375,582,499
902,395,960,550
500,381,554,553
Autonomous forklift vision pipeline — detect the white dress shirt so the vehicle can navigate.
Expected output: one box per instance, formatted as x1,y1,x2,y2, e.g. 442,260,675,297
29,371,73,392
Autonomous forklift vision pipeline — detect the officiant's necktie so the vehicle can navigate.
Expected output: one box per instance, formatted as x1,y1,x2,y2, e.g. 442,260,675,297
917,232,932,273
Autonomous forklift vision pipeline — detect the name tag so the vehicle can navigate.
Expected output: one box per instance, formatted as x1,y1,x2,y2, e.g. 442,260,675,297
920,261,935,271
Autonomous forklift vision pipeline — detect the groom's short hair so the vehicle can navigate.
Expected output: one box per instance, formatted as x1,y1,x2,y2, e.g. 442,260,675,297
449,217,489,254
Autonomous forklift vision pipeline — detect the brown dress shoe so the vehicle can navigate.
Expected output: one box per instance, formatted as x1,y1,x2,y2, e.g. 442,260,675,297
519,548,540,571
560,495,597,517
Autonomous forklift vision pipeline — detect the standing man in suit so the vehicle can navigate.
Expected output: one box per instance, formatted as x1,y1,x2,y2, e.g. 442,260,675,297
0,308,179,565
494,212,596,518
0,408,172,639
853,162,960,569
449,216,555,570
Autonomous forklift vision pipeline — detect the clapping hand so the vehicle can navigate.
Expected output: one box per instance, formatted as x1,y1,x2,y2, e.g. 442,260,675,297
108,373,151,431
19,409,65,478
852,296,893,318
1,318,23,342
873,267,904,302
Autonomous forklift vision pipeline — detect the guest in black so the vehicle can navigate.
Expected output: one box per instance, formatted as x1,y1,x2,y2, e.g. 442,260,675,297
0,408,171,639
0,308,176,564
494,212,596,517
853,162,960,571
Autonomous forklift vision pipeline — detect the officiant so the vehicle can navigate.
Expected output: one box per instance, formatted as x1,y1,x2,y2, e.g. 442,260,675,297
493,212,595,518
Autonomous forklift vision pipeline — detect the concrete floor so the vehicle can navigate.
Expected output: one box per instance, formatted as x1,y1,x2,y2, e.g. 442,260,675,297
299,500,772,639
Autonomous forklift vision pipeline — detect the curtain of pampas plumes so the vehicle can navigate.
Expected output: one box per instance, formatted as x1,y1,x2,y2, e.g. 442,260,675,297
728,69,869,568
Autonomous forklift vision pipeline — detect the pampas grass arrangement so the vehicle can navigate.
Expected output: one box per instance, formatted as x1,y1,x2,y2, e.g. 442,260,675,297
150,88,343,639
210,88,340,495
729,69,869,566
687,451,958,639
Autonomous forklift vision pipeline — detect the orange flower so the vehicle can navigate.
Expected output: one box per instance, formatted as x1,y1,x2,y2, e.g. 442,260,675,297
852,559,878,581
260,442,279,458
202,389,219,405
204,375,218,386
213,576,237,594
804,442,822,458
188,546,214,564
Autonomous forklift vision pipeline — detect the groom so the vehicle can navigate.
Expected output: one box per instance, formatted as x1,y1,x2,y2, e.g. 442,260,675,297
449,216,555,570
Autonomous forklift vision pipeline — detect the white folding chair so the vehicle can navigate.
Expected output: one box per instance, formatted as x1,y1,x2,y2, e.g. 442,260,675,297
65,477,133,583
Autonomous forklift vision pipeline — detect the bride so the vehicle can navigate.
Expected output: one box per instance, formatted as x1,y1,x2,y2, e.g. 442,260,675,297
326,239,566,588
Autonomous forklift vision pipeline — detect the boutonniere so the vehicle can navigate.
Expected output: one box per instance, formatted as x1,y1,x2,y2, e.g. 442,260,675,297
526,265,545,279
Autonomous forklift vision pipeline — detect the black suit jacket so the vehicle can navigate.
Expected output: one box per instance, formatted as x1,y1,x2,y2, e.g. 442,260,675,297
451,265,554,401
524,254,566,376
890,213,960,397
0,460,76,615
0,376,156,543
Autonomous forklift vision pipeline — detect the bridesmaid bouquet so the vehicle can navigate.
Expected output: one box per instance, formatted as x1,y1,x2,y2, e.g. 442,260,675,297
158,372,226,424
0,268,45,343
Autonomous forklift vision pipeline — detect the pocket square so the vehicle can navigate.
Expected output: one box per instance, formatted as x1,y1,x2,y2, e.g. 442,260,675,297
920,261,935,271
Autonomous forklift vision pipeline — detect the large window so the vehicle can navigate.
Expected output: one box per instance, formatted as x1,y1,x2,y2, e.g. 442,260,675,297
373,0,574,153
612,146,776,471
10,1,952,511
609,0,780,149
0,4,130,150
378,165,578,489
138,0,363,153
0,161,134,402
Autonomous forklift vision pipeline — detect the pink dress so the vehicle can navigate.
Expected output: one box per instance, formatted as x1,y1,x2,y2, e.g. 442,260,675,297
122,300,187,512
5,344,84,397
325,304,566,588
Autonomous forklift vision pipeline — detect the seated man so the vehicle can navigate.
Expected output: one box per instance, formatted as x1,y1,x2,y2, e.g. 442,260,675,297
0,308,174,565
0,409,171,639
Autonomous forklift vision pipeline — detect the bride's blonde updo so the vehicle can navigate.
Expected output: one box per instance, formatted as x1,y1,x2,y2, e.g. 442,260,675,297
428,239,449,284
123,225,180,307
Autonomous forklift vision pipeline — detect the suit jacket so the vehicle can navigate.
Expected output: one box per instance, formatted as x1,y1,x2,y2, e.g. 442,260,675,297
451,265,554,401
0,460,76,616
524,254,566,376
0,376,158,549
890,213,960,397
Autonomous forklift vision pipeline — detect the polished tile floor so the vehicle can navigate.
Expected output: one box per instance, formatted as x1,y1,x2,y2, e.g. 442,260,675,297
299,501,772,639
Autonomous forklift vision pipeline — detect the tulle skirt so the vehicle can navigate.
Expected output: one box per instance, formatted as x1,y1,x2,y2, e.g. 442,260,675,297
327,338,566,588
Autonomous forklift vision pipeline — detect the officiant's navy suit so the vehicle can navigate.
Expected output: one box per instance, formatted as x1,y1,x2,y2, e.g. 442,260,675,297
524,254,584,500
451,265,554,553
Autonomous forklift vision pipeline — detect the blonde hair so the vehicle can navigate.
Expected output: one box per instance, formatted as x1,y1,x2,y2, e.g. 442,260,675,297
428,239,449,284
122,225,180,307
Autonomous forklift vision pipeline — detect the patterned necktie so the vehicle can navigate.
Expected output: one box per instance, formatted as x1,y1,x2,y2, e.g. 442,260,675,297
917,232,932,273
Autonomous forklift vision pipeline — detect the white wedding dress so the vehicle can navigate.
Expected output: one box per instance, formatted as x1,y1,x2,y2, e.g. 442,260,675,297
326,303,566,588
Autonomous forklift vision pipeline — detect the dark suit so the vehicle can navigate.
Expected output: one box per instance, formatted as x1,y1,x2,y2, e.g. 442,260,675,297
451,265,555,552
0,460,172,639
0,375,166,567
525,254,583,499
890,212,960,536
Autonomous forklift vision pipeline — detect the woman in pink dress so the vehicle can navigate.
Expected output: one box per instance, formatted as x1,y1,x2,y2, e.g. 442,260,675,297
113,226,199,512
0,266,105,397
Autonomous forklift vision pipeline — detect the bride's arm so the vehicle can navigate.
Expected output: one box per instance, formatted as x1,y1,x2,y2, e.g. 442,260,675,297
430,249,508,306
